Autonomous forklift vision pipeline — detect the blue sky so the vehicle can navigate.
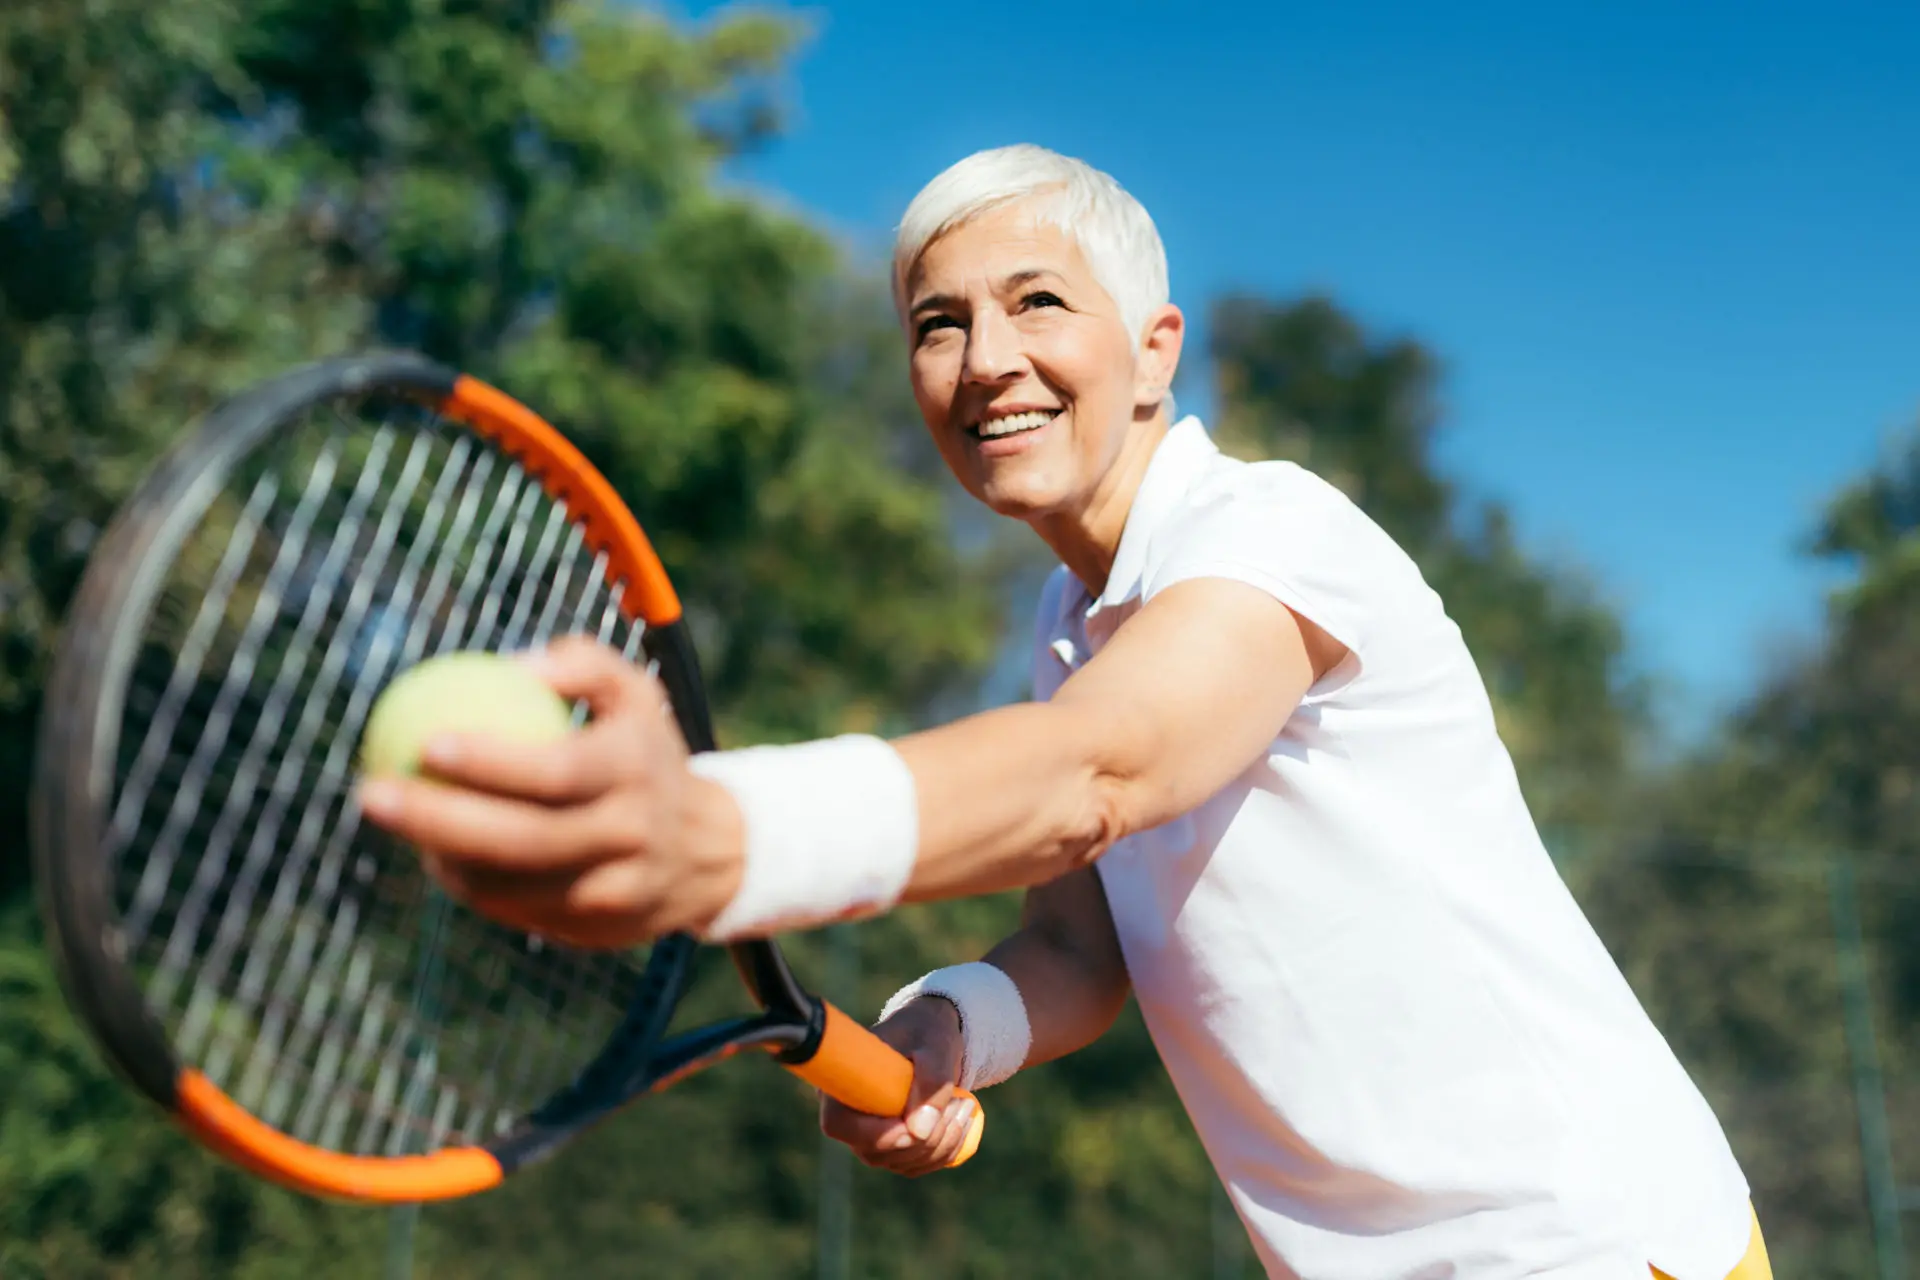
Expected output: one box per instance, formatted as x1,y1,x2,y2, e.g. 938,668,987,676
681,0,1920,739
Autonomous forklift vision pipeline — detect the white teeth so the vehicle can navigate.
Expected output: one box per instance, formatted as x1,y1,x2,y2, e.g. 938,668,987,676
976,410,1057,438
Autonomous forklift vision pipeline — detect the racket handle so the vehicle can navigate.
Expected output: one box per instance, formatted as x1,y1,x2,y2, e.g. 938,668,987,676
783,1001,984,1167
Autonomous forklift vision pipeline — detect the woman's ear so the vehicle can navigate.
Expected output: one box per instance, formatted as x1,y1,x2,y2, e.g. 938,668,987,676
1135,304,1186,410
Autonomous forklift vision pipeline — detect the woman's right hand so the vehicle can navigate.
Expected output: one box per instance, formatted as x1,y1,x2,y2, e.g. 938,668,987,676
818,996,979,1176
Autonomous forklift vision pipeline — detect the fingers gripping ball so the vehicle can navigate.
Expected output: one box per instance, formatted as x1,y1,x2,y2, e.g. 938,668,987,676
360,651,575,780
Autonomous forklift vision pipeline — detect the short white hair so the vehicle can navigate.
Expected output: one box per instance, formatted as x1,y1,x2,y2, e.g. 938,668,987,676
892,144,1170,346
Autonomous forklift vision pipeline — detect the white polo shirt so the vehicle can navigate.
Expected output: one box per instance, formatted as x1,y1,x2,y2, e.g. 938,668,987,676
1032,417,1751,1280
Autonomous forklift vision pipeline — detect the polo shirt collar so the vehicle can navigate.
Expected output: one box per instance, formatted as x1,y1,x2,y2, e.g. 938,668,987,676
1087,415,1218,616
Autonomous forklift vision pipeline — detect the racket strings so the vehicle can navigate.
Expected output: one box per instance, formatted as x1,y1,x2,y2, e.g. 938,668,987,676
106,393,658,1157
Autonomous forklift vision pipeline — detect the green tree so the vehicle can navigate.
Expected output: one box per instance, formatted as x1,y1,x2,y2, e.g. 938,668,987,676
0,0,367,901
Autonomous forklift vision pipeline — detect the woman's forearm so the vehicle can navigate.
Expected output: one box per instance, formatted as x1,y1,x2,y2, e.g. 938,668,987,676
894,701,1123,904
980,914,1131,1068
896,868,1129,1073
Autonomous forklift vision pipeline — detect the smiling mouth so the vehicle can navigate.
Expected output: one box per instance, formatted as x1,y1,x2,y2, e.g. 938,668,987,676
969,409,1060,440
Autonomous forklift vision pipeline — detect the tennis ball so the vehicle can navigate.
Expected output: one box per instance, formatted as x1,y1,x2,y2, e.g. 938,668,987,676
360,651,574,779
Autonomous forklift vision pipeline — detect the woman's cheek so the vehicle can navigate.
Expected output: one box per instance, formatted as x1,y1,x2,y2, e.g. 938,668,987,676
910,354,959,416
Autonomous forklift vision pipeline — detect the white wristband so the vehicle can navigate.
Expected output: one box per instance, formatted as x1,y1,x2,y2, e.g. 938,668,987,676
880,962,1031,1091
689,734,918,941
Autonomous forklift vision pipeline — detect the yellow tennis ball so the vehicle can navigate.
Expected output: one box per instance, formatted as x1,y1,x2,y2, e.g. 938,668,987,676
360,651,574,779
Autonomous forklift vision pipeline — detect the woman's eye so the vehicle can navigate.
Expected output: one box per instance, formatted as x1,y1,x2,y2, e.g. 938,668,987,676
1022,291,1065,310
916,314,961,340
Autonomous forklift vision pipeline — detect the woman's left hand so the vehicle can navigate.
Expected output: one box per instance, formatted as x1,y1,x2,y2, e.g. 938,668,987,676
355,636,743,948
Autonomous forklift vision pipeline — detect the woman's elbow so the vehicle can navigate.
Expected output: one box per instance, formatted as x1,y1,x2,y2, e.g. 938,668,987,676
1052,770,1131,876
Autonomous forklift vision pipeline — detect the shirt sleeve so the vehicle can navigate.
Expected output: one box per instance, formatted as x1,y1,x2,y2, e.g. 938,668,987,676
1143,466,1375,664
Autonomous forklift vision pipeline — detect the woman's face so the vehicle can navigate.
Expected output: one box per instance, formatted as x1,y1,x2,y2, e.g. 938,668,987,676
905,204,1174,522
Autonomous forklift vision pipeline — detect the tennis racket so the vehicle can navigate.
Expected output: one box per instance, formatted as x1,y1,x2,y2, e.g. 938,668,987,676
31,351,983,1203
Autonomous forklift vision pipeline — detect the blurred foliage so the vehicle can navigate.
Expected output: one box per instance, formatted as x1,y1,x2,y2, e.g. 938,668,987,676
3,0,1917,1275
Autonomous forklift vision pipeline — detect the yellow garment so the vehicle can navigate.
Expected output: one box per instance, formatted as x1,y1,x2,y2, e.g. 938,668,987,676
1651,1205,1771,1280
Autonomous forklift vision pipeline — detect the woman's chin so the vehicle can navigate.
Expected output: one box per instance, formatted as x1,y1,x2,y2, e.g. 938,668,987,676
977,481,1067,523
957,449,1077,521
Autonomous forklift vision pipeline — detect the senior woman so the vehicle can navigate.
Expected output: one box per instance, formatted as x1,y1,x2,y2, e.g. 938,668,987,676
358,145,1768,1279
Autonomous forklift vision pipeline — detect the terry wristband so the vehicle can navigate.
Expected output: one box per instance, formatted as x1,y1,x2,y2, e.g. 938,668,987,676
689,734,919,941
880,962,1032,1091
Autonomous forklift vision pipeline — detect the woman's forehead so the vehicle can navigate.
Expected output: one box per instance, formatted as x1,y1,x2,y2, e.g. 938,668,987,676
908,207,1096,294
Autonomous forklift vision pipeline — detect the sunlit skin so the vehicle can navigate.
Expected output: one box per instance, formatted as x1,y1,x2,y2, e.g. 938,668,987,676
357,196,1342,1173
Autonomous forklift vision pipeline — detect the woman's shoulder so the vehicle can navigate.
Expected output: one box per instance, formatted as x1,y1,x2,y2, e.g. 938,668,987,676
1141,450,1455,675
1182,452,1371,524
1155,452,1403,576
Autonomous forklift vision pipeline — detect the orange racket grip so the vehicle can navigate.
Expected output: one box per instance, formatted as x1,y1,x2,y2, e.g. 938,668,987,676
783,1002,984,1167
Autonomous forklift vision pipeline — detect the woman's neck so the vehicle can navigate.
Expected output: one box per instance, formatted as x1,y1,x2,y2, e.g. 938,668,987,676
1031,409,1171,598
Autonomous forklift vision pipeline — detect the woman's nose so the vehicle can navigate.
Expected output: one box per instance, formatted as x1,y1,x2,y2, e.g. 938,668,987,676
961,308,1027,385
